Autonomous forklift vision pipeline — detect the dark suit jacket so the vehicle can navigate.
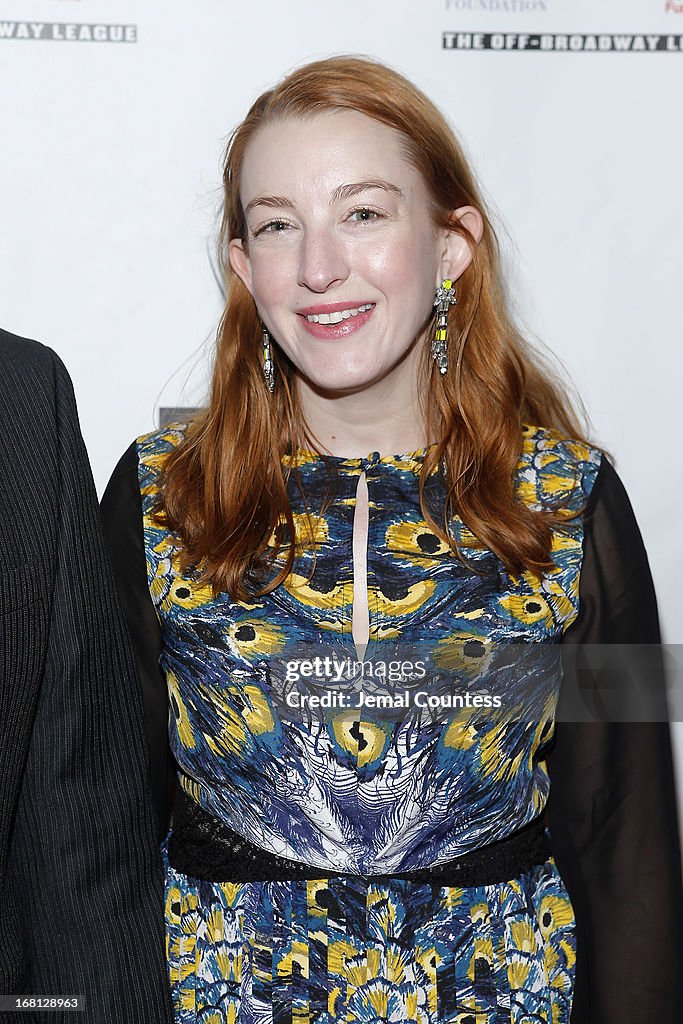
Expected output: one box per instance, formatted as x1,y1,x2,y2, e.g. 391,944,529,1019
0,330,173,1023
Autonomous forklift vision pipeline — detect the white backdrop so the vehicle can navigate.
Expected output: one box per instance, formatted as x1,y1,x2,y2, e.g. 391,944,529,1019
1,0,682,791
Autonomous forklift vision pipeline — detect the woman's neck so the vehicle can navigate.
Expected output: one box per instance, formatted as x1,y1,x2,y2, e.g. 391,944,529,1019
296,358,432,458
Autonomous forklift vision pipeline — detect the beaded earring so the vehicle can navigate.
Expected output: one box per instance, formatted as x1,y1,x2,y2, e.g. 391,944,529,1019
432,279,457,374
262,325,275,393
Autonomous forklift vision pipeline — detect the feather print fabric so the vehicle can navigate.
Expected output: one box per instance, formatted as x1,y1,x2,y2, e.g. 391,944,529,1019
138,424,600,1023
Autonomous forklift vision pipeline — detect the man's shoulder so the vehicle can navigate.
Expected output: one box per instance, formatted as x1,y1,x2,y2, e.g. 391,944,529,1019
0,333,71,548
0,327,58,372
0,329,66,408
0,329,79,452
0,327,82,415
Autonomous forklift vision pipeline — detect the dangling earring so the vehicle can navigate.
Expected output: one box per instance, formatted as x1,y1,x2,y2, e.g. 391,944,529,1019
262,324,275,393
432,279,456,374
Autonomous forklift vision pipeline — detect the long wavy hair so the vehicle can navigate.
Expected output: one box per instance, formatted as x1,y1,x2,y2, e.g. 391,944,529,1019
159,55,589,601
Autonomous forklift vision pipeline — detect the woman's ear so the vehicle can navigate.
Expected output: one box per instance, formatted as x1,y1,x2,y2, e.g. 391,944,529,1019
439,205,485,285
228,238,254,296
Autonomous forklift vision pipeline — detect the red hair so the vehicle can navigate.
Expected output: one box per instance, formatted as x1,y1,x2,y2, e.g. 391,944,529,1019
158,55,589,601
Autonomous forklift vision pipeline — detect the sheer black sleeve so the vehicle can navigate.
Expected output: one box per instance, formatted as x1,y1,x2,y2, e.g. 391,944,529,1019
548,457,683,1022
100,442,177,844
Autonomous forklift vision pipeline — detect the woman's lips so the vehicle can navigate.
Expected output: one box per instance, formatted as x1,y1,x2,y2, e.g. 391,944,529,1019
298,305,375,340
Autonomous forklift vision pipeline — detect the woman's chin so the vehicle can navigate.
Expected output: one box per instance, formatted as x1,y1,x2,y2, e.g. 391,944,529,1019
297,362,386,397
294,356,401,395
306,375,386,399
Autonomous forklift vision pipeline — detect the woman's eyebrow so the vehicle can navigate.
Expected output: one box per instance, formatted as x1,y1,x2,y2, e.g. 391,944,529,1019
245,179,405,216
331,179,405,202
245,195,293,215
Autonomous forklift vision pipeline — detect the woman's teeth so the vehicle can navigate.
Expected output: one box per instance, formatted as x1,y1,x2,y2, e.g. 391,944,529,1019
304,303,374,325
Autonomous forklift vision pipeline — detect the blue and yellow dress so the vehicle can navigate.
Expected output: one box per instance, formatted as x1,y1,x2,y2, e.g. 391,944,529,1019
101,424,683,1023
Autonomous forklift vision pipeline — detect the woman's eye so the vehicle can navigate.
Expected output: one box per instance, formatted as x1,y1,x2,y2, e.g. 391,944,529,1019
348,208,381,223
254,220,290,237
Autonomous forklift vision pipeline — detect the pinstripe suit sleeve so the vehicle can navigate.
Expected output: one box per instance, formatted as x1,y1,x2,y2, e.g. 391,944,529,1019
6,352,173,1023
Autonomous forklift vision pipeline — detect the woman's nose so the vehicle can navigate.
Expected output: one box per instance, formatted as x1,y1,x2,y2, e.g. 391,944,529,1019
297,227,350,293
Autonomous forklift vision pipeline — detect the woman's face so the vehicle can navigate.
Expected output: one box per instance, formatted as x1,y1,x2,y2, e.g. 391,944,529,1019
229,109,473,395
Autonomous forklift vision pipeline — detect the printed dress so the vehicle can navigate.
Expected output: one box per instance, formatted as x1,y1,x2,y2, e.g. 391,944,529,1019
100,424,683,1023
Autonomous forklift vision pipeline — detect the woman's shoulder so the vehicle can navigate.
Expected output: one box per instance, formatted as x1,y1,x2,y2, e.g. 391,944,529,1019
135,422,189,487
136,421,188,461
518,423,603,512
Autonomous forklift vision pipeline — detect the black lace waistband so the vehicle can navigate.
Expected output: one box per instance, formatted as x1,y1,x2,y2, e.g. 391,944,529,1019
167,788,551,886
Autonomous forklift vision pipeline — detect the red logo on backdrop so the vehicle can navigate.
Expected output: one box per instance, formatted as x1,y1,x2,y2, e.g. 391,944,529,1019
665,0,683,12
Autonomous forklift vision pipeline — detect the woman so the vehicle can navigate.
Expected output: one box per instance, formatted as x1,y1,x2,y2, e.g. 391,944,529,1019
101,56,683,1023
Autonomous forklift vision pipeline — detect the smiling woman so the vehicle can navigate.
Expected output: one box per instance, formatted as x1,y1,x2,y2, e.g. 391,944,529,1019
227,110,481,406
101,55,683,1024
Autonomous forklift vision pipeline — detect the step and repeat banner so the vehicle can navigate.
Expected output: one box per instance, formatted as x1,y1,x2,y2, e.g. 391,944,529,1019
1,0,682,772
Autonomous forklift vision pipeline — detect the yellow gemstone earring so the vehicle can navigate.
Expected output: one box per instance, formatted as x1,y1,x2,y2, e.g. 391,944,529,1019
432,279,456,374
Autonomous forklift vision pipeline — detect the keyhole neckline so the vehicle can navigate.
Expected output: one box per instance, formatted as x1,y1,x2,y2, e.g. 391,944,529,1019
288,443,438,468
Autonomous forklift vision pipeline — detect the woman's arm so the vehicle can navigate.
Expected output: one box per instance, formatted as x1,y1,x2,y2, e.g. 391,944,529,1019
100,442,176,844
549,457,683,1022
